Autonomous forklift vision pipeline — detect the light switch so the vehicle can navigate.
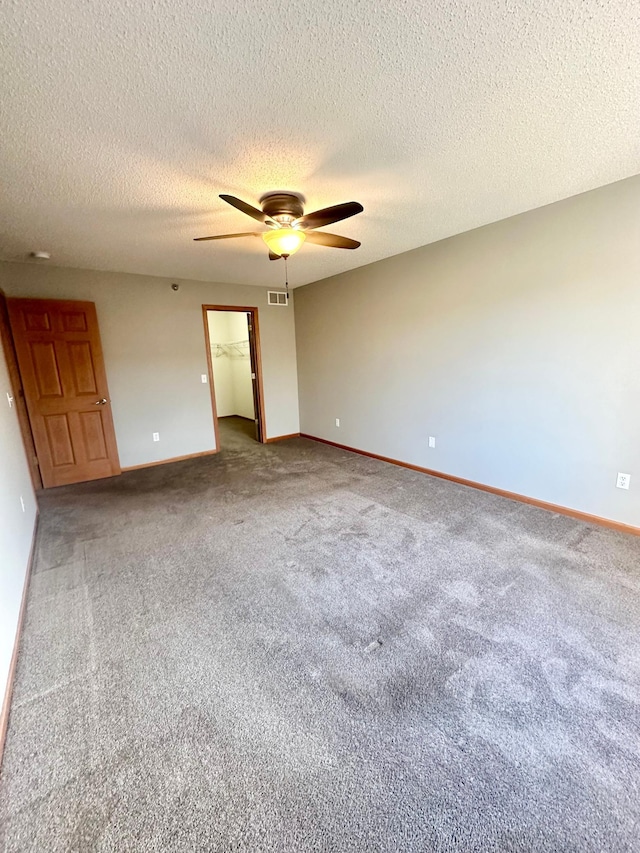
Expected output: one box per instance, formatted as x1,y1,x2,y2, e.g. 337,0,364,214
201,374,208,384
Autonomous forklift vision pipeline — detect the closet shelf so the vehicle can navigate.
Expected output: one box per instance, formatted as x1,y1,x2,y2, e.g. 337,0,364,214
211,340,250,359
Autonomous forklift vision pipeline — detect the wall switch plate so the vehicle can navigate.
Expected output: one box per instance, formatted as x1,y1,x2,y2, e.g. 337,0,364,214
153,432,160,442
335,418,340,427
201,374,208,384
6,392,14,408
20,496,25,513
616,472,631,490
428,436,436,448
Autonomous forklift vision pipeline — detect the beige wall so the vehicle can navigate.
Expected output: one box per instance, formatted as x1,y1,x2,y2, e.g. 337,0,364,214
295,175,640,527
1,263,299,467
0,304,37,728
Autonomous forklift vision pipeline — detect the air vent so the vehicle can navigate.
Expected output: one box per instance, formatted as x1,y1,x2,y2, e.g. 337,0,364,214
267,291,288,306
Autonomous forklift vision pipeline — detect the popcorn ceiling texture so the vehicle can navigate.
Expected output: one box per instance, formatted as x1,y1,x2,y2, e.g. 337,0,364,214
0,0,638,286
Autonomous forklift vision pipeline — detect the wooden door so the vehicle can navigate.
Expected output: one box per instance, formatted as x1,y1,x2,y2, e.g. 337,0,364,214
246,311,263,442
8,298,121,488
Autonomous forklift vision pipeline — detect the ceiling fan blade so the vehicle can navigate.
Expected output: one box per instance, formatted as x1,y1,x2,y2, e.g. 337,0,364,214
268,251,281,260
193,232,261,242
220,194,274,224
294,201,363,230
304,231,361,249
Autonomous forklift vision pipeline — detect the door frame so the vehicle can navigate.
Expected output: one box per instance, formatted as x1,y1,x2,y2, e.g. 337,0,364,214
202,305,267,447
0,290,43,490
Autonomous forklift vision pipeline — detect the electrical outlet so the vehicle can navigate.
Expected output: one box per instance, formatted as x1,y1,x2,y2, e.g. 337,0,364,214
335,418,340,427
201,374,208,383
20,496,25,513
428,436,436,448
616,472,631,490
153,432,160,442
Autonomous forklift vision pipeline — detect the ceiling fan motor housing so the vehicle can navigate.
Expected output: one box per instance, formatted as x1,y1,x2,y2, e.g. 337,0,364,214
260,192,305,225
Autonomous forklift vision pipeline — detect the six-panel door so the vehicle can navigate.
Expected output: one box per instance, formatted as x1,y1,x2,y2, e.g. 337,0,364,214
8,298,121,487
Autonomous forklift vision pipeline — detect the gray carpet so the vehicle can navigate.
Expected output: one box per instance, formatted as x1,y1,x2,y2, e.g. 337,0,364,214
1,415,640,852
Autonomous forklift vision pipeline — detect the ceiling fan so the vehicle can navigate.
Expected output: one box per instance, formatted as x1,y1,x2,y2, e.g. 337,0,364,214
194,192,363,260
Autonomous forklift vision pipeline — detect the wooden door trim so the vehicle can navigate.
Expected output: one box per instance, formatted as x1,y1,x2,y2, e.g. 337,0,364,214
0,291,43,490
202,305,267,446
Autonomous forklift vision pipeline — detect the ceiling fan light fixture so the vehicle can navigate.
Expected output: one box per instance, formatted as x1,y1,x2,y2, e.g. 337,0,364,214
262,227,306,257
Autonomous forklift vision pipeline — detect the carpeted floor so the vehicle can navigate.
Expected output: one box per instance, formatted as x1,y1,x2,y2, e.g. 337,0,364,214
1,416,639,851
218,414,259,447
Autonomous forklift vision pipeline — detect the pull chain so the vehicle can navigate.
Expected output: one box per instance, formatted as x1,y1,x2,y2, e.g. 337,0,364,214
284,255,289,300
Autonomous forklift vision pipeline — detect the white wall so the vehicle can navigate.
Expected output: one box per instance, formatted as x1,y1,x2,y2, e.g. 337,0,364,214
1,263,299,465
207,311,255,420
295,175,640,528
0,326,38,733
207,312,235,417
227,312,255,421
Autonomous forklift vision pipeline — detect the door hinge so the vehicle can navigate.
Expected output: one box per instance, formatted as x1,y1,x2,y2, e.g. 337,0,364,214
33,456,40,468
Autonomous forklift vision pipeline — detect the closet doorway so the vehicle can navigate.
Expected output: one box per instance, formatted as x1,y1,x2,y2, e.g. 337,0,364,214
202,306,266,448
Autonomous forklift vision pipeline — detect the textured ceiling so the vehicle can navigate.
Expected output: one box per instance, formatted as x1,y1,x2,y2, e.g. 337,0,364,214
0,0,639,287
